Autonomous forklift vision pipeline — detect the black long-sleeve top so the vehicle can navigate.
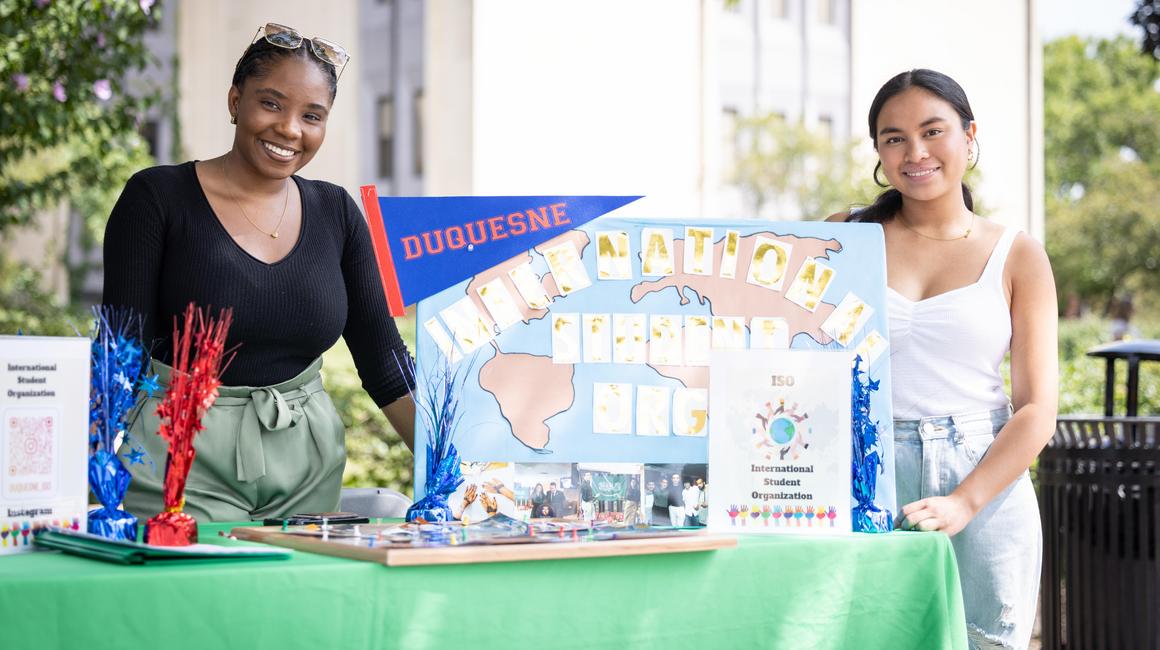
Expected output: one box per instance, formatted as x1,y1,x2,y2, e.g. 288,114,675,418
102,162,412,407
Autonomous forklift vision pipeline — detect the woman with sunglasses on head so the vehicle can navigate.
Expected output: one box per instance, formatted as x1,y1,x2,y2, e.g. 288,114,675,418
102,24,416,523
829,70,1057,649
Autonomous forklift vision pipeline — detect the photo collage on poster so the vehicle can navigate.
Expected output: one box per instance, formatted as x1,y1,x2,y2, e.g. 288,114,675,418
449,461,710,527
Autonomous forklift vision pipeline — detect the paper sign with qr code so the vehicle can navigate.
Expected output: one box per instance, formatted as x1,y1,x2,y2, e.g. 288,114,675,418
2,407,59,500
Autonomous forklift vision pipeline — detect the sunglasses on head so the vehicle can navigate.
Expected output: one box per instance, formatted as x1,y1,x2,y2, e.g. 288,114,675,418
249,22,350,78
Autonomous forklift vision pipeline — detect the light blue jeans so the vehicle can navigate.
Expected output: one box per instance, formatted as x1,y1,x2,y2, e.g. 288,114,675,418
894,406,1041,650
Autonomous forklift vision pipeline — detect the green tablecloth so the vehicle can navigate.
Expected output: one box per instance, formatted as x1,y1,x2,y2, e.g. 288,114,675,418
1,524,966,650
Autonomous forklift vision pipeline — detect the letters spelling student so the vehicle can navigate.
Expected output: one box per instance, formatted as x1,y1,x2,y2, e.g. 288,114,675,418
401,203,571,260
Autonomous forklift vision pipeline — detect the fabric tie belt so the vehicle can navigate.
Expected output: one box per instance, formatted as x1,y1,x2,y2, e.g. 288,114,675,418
148,357,328,483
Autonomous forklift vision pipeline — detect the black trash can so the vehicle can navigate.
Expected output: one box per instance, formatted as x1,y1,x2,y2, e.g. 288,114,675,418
1039,340,1160,650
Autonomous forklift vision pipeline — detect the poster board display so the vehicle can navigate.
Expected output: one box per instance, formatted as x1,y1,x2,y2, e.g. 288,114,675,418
361,191,896,527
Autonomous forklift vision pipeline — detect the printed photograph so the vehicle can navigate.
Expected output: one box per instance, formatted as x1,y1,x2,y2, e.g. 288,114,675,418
513,462,575,520
643,463,708,527
449,462,518,522
573,462,644,524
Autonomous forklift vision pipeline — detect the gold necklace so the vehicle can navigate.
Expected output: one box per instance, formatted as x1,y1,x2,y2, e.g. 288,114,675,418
895,211,975,241
219,156,289,239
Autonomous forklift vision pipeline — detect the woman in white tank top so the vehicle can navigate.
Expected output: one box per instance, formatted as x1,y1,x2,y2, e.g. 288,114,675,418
830,70,1058,650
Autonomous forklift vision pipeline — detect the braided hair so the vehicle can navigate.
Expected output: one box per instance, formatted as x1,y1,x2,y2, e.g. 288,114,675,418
231,35,338,102
852,69,976,224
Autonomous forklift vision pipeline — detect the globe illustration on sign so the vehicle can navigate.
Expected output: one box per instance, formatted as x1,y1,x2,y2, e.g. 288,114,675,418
768,417,796,445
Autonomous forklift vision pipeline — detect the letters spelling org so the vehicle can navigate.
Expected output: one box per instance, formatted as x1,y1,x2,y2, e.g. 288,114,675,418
401,203,571,260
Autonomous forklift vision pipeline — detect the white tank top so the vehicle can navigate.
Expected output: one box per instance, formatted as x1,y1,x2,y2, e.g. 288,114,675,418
887,226,1018,419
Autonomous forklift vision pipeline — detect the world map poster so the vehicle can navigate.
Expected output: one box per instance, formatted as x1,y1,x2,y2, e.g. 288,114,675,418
363,192,896,523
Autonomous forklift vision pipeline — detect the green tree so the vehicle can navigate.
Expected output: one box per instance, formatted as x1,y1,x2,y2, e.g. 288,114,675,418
1130,0,1160,61
731,113,877,220
1043,35,1160,313
1,1,157,331
0,0,156,232
326,324,418,496
1057,316,1160,415
1047,157,1160,307
1044,36,1160,198
0,254,84,335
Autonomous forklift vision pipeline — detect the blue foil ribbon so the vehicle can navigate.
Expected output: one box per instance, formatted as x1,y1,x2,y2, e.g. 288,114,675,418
405,359,466,523
406,495,454,524
87,307,151,541
88,507,138,541
87,450,138,541
405,443,464,523
851,355,893,533
89,309,149,454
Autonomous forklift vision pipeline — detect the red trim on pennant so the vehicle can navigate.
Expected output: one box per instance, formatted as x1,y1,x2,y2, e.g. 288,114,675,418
359,185,407,317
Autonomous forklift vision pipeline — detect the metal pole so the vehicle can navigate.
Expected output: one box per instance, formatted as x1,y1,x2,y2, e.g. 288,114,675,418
1127,355,1140,419
1105,358,1116,417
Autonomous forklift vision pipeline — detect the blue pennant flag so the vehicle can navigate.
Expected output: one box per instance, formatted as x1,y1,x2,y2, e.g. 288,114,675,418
359,188,642,315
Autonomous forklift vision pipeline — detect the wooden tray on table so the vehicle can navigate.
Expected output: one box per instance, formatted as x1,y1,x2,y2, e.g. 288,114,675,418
231,519,736,567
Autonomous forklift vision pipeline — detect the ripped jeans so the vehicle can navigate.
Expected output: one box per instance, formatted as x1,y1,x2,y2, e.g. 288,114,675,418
894,406,1041,650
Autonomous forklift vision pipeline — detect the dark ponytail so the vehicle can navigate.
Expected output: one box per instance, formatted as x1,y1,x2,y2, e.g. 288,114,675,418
850,69,975,224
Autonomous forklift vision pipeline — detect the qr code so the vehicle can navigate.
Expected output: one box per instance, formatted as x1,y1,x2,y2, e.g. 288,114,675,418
7,413,54,478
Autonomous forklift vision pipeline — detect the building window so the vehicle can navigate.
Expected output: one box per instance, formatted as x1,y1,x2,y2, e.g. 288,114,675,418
722,107,740,167
413,89,424,177
818,115,833,141
139,119,159,158
818,0,837,25
378,96,394,180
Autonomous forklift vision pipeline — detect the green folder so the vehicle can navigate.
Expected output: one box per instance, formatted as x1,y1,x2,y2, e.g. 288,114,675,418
34,528,291,565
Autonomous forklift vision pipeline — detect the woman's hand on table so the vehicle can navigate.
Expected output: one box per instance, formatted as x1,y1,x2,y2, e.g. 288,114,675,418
898,494,976,537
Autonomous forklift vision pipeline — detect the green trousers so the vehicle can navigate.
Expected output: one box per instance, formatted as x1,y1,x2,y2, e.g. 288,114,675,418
121,357,347,523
